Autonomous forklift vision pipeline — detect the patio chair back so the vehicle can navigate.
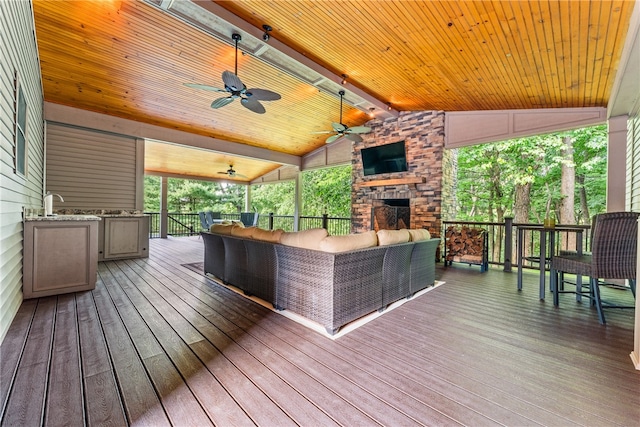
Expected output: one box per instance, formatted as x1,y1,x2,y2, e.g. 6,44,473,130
205,211,221,225
590,211,639,279
199,211,209,230
240,212,259,227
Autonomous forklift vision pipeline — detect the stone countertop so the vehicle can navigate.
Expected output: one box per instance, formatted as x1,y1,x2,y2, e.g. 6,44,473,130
25,215,101,222
54,209,147,217
98,214,148,218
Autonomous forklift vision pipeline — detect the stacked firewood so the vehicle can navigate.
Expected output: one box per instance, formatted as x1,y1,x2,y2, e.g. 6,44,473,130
445,226,485,264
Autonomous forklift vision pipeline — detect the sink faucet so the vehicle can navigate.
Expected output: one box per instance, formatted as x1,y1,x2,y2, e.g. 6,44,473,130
44,192,64,216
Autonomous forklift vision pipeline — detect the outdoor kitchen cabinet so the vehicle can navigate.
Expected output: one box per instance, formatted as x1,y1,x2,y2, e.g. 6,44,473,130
98,215,149,261
23,216,99,299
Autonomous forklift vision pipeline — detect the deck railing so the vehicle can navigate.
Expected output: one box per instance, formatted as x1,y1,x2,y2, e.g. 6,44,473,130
145,212,353,238
443,219,591,271
146,212,591,271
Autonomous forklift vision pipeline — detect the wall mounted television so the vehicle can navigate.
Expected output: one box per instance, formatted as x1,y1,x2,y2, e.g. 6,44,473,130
361,141,408,176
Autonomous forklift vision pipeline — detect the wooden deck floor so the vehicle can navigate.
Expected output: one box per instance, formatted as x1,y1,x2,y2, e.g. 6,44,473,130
1,236,638,426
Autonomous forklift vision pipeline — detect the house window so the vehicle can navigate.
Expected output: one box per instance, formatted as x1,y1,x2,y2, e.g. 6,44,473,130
15,77,27,176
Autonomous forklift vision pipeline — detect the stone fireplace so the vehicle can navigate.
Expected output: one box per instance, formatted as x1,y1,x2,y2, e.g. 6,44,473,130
351,110,446,237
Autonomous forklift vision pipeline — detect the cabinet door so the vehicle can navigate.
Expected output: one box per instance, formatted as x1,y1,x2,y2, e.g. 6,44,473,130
23,221,98,299
103,217,148,259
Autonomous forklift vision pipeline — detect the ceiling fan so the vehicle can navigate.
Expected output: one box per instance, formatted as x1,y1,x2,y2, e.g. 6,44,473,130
184,33,281,114
313,90,371,143
217,164,246,179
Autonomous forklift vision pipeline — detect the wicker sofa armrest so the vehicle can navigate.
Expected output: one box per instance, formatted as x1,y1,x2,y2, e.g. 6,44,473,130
410,238,440,294
202,232,225,281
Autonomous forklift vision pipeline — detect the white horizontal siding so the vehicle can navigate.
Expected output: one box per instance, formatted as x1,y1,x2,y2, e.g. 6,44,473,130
45,123,139,210
0,0,45,345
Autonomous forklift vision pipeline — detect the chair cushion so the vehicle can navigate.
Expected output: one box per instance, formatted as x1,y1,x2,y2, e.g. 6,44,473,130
319,230,378,253
231,226,256,238
252,228,284,243
280,228,329,250
377,229,410,246
551,254,593,276
407,228,431,242
210,223,235,235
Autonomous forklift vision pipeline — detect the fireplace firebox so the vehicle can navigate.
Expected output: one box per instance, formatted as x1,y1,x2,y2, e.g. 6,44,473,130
371,199,410,231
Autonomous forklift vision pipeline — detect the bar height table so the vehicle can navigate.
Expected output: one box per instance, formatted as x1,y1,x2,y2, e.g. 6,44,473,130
516,225,584,300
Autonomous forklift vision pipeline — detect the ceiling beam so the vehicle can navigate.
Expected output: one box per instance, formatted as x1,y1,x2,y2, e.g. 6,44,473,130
607,0,640,118
149,0,398,118
44,102,301,167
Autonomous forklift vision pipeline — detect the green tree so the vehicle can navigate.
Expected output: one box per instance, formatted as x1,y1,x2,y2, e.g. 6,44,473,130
144,176,246,213
454,125,607,224
144,175,160,211
251,181,295,214
302,166,351,217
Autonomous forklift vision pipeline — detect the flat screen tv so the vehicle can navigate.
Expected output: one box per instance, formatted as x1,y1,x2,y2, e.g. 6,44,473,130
361,141,408,176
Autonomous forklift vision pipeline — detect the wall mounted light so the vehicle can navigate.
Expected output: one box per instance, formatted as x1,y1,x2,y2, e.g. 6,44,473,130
341,74,348,85
386,103,392,111
368,108,375,118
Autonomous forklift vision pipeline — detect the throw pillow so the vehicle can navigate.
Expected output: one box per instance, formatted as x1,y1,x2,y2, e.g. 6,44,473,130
319,230,378,253
407,228,431,242
280,228,329,250
377,229,410,246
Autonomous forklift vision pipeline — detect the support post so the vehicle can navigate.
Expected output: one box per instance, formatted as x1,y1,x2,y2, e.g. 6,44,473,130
606,115,628,212
160,176,168,238
293,172,302,231
322,213,329,230
504,217,513,272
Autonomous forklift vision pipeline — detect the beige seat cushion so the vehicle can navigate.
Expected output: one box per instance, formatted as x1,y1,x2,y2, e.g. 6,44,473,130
319,230,378,253
252,228,284,243
210,223,235,235
280,228,329,250
377,229,410,246
407,228,431,242
231,226,256,238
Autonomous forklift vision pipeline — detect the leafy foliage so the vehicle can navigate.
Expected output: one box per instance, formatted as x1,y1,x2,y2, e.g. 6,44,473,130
454,125,607,224
302,166,352,217
144,165,353,217
143,176,245,213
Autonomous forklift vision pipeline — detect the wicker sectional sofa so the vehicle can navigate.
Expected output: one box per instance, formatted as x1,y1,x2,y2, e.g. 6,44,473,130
202,228,439,335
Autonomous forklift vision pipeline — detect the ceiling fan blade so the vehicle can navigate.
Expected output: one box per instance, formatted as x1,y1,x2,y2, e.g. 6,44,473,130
332,122,347,132
345,133,363,142
348,126,372,134
184,83,227,92
211,96,235,109
326,134,341,144
246,88,281,101
241,98,266,114
221,70,245,92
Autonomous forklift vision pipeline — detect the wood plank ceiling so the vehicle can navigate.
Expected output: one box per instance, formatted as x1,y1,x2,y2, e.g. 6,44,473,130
32,0,635,182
